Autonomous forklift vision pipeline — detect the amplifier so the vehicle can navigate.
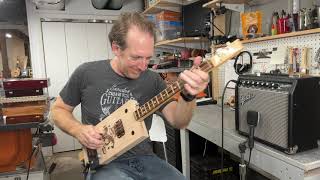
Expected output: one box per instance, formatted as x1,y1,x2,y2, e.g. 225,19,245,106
235,74,320,154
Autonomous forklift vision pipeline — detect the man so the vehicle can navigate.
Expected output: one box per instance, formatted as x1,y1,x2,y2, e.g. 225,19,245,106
51,12,209,179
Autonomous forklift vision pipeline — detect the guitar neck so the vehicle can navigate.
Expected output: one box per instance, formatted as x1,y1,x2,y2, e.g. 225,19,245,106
134,60,214,121
134,39,244,121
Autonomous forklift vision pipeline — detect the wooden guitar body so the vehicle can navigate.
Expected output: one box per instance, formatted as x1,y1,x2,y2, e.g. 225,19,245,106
83,100,149,167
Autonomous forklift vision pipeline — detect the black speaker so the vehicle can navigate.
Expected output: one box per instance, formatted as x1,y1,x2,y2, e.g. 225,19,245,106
235,74,320,154
182,0,210,37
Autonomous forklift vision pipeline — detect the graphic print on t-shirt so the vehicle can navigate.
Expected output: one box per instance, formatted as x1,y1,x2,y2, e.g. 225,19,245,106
99,84,136,121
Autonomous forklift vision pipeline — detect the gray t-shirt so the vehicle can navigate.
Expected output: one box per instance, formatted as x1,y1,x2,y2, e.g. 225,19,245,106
59,60,167,158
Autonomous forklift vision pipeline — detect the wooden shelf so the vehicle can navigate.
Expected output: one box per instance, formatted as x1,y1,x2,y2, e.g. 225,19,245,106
155,37,208,47
212,28,320,48
203,0,247,9
241,28,320,44
142,0,199,14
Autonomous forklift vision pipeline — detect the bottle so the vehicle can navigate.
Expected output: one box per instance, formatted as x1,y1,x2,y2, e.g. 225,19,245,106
278,10,285,34
271,12,278,35
299,9,306,30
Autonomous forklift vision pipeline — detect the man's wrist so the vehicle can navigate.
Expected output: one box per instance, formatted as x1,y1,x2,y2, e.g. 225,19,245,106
180,92,196,102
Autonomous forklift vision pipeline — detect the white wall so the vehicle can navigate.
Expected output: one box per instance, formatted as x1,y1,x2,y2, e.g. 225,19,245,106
25,0,143,78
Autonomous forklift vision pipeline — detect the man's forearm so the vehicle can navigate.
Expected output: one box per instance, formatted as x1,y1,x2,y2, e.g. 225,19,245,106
51,107,82,138
172,97,196,128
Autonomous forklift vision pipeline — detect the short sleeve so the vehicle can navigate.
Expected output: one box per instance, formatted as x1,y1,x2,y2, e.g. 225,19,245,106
59,63,87,107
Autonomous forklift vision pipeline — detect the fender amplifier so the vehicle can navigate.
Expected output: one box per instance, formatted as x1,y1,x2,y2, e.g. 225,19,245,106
235,74,320,154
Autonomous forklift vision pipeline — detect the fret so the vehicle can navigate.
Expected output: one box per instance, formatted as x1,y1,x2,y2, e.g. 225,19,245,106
135,108,141,119
175,81,181,90
161,92,165,100
152,97,156,107
161,91,168,100
146,102,151,111
141,105,146,114
165,89,169,97
157,94,163,102
138,108,143,117
155,96,160,104
150,98,154,108
170,85,175,94
144,103,148,112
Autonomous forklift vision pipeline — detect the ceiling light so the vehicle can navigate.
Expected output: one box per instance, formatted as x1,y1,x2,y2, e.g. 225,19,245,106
0,0,4,2
5,33,12,38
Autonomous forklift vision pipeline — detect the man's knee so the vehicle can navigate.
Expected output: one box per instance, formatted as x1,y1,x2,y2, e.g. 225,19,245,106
91,167,134,180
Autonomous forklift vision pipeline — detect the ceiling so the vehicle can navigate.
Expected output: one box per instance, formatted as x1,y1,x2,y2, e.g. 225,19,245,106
0,0,27,25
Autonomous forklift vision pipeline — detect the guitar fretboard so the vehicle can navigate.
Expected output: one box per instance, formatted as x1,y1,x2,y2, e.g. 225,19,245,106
134,60,214,120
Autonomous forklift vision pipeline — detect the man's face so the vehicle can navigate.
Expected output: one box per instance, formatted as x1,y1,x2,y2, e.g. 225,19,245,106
115,26,154,79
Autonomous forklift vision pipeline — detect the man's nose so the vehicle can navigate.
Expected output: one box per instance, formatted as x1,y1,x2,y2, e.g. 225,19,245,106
137,58,148,71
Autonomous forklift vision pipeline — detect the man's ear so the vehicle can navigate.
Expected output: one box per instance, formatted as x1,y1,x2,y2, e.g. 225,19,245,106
111,42,121,56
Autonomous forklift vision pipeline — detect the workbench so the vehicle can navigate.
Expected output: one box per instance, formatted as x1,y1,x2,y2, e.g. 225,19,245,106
180,105,320,180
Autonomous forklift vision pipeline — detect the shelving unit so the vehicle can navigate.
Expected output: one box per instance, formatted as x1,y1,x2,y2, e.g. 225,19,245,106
143,0,199,14
202,0,247,9
212,28,320,48
155,37,208,47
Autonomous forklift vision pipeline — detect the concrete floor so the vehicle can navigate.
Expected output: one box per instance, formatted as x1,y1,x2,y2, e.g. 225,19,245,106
46,150,84,180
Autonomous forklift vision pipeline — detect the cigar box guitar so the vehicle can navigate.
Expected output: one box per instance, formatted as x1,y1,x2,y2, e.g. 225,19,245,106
81,40,244,169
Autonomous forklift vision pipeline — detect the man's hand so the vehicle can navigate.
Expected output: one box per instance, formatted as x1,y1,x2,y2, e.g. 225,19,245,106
73,124,104,149
179,56,209,96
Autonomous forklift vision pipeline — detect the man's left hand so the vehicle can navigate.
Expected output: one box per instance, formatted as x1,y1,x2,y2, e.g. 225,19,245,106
179,56,210,96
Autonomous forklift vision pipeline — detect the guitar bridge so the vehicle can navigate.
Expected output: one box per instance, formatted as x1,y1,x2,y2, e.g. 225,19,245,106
114,120,125,138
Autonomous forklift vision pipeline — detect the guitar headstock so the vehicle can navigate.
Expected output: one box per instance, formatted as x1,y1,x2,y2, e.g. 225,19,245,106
210,39,244,68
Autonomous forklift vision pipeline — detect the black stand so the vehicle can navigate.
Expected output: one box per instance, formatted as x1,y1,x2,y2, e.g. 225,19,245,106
239,141,247,180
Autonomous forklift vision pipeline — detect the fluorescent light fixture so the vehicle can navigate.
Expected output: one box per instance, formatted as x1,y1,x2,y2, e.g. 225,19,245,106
5,33,12,38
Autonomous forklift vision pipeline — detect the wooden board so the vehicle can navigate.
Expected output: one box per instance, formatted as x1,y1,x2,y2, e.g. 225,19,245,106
5,115,44,124
5,89,43,97
2,105,48,117
2,78,49,90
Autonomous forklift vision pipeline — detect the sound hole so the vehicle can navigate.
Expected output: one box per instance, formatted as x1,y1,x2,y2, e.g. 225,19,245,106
131,131,135,135
125,109,128,113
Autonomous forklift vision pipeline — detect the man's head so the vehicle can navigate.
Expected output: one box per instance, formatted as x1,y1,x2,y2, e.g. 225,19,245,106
109,12,156,79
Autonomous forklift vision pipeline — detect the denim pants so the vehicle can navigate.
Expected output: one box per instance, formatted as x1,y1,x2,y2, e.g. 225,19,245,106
86,154,186,180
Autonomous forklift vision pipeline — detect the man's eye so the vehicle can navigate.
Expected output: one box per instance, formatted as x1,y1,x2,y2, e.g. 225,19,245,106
131,57,140,61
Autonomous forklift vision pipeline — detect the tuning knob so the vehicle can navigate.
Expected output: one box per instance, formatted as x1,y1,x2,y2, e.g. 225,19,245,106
273,83,279,89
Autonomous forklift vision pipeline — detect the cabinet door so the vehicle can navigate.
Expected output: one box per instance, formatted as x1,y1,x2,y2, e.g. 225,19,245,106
106,23,114,59
86,23,109,61
42,22,75,153
65,22,89,150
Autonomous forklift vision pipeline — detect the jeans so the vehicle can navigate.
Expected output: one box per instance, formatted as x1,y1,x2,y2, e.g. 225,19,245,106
86,154,186,180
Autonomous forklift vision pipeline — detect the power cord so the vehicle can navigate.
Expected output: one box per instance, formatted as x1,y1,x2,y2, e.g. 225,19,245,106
26,140,41,180
221,79,238,180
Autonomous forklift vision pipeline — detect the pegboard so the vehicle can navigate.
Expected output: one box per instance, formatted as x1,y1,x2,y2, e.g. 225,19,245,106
213,32,320,103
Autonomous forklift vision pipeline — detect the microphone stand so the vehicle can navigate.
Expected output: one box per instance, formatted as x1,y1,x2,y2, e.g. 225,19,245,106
239,141,247,180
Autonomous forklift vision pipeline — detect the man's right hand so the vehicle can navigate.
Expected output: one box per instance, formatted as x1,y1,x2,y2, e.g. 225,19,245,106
73,124,104,149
